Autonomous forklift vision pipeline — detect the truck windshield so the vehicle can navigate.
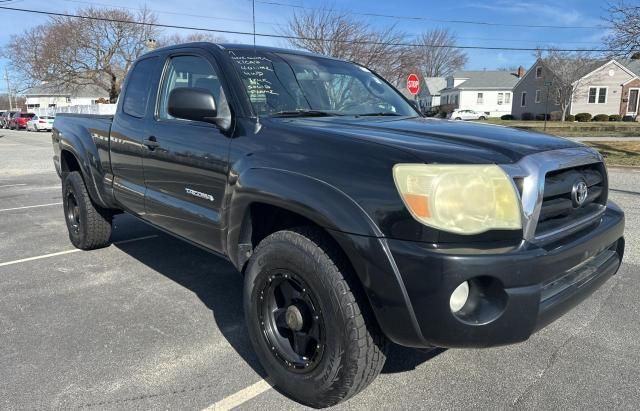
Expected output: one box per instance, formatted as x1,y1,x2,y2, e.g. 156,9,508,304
227,49,417,118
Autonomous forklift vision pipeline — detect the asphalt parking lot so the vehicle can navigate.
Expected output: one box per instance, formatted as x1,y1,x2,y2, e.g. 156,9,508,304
1,127,639,410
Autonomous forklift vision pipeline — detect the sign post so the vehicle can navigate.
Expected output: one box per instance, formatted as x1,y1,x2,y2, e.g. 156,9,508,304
543,80,553,132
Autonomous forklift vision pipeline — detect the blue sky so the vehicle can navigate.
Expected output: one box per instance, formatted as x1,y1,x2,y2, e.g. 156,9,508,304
0,0,613,93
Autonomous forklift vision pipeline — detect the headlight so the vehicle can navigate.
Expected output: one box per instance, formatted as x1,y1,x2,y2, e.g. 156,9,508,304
393,164,522,235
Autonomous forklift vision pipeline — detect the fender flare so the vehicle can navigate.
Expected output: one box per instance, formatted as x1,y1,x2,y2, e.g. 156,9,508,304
226,167,383,269
58,131,111,209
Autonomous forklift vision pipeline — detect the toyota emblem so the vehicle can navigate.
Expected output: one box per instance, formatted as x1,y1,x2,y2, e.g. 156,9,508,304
571,180,588,208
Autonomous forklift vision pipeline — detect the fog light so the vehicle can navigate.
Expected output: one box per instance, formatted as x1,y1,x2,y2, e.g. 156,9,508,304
450,281,470,313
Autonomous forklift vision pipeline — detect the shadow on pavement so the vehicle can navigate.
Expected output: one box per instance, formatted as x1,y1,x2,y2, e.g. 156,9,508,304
110,214,442,379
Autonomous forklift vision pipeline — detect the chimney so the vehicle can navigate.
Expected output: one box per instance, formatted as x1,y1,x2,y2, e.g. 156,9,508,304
516,66,526,78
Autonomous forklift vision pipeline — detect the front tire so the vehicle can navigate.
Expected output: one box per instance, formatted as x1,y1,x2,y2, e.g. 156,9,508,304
244,228,387,408
478,116,486,120
62,171,113,250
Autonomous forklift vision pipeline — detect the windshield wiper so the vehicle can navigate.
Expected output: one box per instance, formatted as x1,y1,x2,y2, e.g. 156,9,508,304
270,110,340,117
355,112,404,117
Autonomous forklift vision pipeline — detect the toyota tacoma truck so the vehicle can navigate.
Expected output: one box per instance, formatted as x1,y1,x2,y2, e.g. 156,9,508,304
52,43,625,408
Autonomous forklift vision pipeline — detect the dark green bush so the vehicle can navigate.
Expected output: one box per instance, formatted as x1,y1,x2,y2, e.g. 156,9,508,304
549,111,563,121
575,113,592,122
501,114,514,120
521,112,534,121
622,115,635,122
592,114,609,122
565,114,575,122
609,114,622,121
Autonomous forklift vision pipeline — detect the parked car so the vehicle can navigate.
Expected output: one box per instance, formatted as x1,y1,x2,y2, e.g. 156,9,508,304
448,109,487,121
26,115,55,132
9,112,35,130
52,43,625,408
1,111,17,128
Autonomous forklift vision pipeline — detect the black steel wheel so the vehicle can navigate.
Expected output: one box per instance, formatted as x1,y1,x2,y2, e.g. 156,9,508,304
258,270,325,372
244,227,387,408
62,171,113,250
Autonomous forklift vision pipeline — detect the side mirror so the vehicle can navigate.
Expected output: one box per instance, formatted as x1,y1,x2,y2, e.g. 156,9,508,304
168,87,219,124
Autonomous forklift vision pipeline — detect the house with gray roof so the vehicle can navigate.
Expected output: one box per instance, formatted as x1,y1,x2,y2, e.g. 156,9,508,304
24,83,109,110
422,77,447,111
440,70,522,117
512,58,640,120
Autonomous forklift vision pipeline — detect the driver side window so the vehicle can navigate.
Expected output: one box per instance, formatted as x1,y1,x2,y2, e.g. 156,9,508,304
158,55,231,127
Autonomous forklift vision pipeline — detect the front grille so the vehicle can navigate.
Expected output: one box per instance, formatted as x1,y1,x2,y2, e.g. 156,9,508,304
535,163,607,238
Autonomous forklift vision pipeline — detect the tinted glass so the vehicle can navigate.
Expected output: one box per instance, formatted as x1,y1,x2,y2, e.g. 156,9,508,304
20,113,35,118
157,55,230,126
227,50,416,117
123,57,158,118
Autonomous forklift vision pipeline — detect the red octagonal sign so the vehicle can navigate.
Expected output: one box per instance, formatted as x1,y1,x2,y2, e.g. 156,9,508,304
407,73,420,95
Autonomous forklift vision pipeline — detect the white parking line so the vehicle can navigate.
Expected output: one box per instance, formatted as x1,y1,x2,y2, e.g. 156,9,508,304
202,379,271,411
0,202,63,212
0,183,27,188
0,235,159,268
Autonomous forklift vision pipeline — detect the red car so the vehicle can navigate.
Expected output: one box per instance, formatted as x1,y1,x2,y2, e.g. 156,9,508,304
9,112,35,130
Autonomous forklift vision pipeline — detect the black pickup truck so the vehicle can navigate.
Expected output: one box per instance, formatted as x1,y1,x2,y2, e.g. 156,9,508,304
52,43,625,407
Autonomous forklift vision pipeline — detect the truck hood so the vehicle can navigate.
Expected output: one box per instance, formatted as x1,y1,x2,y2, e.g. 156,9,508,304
280,117,583,164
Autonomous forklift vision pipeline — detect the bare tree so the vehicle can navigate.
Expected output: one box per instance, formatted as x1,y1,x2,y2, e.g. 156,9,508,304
536,49,595,121
159,32,227,47
414,29,468,77
5,7,159,102
604,1,640,57
283,7,417,87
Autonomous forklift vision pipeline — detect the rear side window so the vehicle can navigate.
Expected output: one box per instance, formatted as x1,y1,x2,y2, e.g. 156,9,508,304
123,57,158,118
20,113,35,118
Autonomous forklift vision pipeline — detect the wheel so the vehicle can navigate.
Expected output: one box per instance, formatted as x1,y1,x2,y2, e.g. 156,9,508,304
455,117,462,120
62,171,113,250
244,227,388,408
478,116,486,120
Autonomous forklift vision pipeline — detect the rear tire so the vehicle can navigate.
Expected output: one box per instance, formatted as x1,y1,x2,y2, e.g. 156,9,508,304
62,171,113,250
244,227,387,408
479,116,486,120
455,117,462,120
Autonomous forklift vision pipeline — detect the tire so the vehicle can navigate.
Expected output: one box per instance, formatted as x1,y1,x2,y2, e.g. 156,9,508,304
455,117,462,120
244,227,387,408
478,116,486,120
62,171,113,250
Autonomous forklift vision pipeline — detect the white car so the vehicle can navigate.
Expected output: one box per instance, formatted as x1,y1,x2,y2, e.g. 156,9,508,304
448,109,487,121
26,115,55,132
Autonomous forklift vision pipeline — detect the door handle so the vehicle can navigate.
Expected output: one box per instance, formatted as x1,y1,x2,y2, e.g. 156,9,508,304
143,136,160,150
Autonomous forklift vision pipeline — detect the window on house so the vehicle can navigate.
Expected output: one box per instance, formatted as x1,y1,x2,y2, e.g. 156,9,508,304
497,93,504,105
588,87,607,104
48,104,56,108
505,93,511,104
477,93,484,104
555,90,561,105
65,97,72,103
454,95,458,105
598,87,607,104
521,91,527,107
535,90,542,103
536,67,543,78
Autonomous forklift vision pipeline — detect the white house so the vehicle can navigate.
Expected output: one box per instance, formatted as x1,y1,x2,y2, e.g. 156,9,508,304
422,77,447,110
24,83,109,109
440,70,522,117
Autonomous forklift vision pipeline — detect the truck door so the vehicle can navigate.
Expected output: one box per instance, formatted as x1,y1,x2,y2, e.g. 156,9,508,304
143,52,232,252
110,56,161,215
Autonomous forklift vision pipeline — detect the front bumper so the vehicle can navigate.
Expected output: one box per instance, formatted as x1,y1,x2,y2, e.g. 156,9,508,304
347,202,624,349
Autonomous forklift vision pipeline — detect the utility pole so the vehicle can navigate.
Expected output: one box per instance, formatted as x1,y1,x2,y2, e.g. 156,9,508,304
4,68,13,111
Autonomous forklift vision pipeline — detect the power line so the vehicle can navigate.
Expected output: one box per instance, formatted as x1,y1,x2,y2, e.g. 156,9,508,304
0,5,626,53
58,0,286,27
255,0,605,30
